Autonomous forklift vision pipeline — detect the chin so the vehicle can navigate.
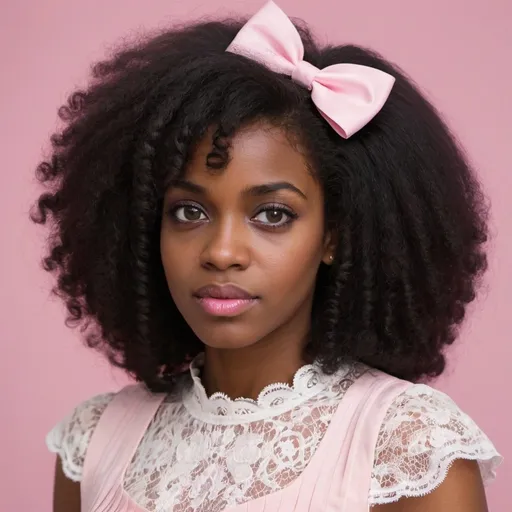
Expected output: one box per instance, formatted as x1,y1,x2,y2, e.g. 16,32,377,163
192,323,263,351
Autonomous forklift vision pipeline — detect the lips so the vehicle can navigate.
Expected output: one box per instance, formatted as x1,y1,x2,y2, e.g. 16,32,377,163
193,284,258,317
193,284,256,300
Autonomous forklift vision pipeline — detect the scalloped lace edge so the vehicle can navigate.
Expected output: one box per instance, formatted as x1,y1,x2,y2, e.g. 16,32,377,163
190,360,322,406
368,450,503,505
46,423,83,483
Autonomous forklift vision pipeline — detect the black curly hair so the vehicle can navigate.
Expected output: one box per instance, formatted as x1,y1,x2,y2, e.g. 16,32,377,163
31,14,490,392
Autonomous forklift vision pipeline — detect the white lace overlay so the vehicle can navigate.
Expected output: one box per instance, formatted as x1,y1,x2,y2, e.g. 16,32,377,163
371,384,501,504
125,365,363,511
47,362,502,510
46,393,115,482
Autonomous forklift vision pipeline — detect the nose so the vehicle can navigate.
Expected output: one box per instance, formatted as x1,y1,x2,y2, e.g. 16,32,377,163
200,216,251,271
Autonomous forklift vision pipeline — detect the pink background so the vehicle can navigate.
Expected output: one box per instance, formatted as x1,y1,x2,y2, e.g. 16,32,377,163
1,0,510,510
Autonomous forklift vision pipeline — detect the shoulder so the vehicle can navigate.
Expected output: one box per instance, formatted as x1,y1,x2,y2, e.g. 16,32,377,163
46,381,182,483
369,383,502,506
46,391,117,482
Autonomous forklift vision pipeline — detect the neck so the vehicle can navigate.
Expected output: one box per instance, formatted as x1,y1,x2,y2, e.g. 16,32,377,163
201,329,311,401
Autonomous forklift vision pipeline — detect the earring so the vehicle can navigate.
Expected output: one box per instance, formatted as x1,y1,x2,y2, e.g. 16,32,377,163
329,255,334,262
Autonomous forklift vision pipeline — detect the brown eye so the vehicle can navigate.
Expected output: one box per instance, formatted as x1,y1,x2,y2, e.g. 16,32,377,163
253,205,296,228
174,205,207,222
264,210,284,224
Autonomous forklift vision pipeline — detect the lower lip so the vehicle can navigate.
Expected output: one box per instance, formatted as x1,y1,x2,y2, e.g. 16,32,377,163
195,297,258,317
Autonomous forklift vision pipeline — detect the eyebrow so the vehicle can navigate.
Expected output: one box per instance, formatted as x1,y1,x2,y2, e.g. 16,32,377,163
169,179,307,200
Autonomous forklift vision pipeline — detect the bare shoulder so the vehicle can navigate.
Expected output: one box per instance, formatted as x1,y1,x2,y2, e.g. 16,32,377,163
53,456,81,512
371,459,488,512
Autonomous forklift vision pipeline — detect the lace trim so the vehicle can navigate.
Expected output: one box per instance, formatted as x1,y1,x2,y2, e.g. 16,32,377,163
45,393,115,482
370,452,502,505
124,363,367,511
184,353,334,424
46,378,503,509
369,384,503,505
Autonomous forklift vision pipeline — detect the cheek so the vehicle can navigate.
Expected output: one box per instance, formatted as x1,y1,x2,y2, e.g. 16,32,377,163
258,223,325,291
160,232,190,290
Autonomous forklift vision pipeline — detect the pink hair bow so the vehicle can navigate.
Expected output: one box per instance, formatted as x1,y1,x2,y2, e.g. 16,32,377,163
226,1,395,138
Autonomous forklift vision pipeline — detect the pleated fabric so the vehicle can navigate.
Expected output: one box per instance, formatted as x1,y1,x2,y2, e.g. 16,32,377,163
81,371,411,512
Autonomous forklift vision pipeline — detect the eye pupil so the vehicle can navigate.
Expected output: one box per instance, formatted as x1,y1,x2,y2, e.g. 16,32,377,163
184,206,201,221
266,210,283,223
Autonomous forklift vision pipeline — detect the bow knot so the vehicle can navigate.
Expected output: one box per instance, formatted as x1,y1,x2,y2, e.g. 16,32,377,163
226,1,395,139
292,60,318,90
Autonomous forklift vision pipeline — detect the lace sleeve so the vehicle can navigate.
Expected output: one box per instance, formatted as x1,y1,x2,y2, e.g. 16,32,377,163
369,384,502,505
46,392,115,482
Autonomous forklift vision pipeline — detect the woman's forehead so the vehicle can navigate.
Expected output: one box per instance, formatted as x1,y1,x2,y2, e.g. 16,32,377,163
184,122,315,191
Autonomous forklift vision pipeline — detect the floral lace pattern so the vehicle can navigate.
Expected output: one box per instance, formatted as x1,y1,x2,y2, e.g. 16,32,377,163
47,362,502,510
125,362,364,512
46,393,115,481
370,384,501,504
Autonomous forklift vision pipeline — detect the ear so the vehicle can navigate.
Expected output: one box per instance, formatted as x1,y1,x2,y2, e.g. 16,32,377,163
321,230,337,266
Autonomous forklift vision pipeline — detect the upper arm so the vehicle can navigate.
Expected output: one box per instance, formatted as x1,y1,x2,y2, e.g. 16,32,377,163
371,458,487,511
54,456,81,512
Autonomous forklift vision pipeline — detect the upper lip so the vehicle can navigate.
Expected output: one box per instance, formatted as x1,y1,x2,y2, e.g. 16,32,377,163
193,284,256,300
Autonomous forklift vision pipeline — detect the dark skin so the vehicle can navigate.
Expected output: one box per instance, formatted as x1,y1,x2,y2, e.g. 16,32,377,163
53,122,489,511
161,122,334,399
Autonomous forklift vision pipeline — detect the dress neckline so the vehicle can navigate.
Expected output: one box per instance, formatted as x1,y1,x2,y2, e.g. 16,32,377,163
106,366,395,512
182,352,332,424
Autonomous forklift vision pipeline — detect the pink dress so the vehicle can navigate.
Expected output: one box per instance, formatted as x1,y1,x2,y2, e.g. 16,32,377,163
81,371,410,511
47,357,501,511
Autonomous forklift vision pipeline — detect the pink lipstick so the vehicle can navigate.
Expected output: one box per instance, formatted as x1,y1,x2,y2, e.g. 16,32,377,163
193,284,258,317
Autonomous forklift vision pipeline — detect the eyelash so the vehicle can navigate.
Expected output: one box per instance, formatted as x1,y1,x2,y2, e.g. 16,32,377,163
167,201,298,230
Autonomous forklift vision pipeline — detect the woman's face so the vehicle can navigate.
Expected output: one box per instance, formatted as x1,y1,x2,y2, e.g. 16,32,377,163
161,121,333,351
